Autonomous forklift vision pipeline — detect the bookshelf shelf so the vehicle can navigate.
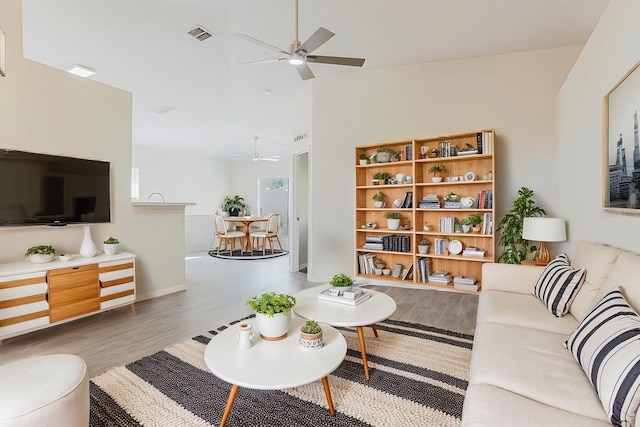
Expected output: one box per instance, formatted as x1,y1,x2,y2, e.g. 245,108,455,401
355,130,496,292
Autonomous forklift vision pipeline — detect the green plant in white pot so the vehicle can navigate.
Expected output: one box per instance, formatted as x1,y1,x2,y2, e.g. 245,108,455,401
329,273,355,291
246,292,296,341
418,239,430,255
384,211,402,230
25,245,55,264
103,237,120,255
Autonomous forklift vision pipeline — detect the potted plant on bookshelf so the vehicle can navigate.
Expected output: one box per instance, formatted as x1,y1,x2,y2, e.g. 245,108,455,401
299,320,323,350
103,237,120,255
373,257,385,274
428,164,445,182
246,292,296,341
329,273,355,291
460,217,473,233
359,153,368,166
384,211,402,230
372,191,386,208
468,213,483,233
418,239,430,255
25,245,55,264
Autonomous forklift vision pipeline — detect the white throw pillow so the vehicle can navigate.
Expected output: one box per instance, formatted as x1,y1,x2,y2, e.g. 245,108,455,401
532,253,586,317
565,288,640,427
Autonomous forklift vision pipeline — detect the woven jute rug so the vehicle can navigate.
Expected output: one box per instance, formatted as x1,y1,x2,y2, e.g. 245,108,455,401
89,316,473,426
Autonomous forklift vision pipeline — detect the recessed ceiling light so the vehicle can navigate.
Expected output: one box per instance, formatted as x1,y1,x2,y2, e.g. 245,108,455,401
66,64,96,78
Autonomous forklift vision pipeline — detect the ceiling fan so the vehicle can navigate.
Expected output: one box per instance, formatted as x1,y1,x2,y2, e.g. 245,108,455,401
228,136,280,162
236,0,365,80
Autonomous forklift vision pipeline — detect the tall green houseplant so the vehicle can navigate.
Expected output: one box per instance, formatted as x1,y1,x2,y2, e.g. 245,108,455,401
497,187,547,264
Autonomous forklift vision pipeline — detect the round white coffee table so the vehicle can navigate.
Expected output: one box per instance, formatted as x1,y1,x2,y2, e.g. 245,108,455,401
204,318,347,427
293,284,397,380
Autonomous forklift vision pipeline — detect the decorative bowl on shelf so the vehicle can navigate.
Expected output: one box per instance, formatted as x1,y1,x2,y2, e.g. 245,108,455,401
58,254,73,262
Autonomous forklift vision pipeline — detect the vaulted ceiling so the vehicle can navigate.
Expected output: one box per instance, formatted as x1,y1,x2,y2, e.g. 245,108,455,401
21,0,610,160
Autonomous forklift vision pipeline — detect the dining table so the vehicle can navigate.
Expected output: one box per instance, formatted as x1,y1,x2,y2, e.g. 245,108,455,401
224,215,269,252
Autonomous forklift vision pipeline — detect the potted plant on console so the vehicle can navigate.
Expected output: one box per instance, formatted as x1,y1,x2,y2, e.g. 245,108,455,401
384,211,402,230
25,245,56,264
103,237,120,256
246,292,296,341
299,320,323,350
222,195,247,217
428,164,445,183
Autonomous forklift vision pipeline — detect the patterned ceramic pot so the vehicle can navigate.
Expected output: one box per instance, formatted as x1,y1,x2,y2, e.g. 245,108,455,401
298,330,324,350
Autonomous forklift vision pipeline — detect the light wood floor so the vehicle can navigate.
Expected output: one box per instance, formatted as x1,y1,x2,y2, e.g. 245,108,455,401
0,252,478,377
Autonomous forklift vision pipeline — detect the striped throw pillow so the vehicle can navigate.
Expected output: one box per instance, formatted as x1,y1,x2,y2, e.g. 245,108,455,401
532,253,586,317
565,288,640,427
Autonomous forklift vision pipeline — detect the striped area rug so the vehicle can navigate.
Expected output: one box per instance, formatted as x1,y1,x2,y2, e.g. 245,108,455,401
90,317,473,426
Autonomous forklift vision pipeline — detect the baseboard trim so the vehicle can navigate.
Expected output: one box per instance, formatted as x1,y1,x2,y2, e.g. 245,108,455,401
136,284,187,302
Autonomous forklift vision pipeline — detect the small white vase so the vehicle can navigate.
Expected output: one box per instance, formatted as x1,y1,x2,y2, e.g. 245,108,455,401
79,225,98,258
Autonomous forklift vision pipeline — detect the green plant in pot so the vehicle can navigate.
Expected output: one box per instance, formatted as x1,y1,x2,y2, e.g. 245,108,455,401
103,237,120,256
222,195,247,217
329,273,355,291
428,164,445,182
359,153,368,165
372,172,392,185
247,292,296,341
299,320,324,350
25,245,56,264
372,191,386,207
384,211,402,230
418,239,430,254
496,187,546,264
467,214,483,232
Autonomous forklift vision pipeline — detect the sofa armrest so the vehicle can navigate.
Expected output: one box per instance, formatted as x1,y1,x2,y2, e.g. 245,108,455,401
481,263,545,294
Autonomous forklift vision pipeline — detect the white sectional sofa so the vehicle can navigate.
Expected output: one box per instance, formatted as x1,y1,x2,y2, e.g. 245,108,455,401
462,241,640,427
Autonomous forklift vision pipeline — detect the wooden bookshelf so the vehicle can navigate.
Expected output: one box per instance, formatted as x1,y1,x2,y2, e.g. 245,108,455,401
355,130,495,292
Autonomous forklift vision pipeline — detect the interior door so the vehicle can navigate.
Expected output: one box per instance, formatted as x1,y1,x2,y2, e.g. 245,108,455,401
258,177,289,236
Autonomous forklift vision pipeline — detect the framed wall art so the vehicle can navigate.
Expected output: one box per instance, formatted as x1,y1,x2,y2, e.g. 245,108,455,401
603,60,640,214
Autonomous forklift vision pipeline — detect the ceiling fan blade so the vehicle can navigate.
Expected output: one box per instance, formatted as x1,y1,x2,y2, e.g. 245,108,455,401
298,27,335,54
294,62,315,80
238,57,288,65
307,55,365,67
235,33,289,55
259,156,280,162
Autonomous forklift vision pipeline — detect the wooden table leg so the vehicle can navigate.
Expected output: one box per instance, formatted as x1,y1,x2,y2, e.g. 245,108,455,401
321,376,336,416
220,384,240,427
356,326,370,380
130,303,136,316
370,323,378,338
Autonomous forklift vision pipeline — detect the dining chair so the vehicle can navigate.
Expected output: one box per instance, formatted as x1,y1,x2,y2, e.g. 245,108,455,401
214,215,245,254
249,213,283,255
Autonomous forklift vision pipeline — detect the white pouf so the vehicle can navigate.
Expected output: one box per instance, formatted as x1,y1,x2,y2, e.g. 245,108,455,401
0,354,89,427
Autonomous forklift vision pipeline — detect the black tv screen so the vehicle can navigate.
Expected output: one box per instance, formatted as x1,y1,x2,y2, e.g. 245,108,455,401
0,149,111,226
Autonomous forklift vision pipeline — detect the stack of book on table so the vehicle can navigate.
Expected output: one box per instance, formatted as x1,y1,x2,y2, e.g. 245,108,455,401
428,271,452,284
363,235,383,250
418,194,440,209
318,287,372,306
454,276,478,292
462,247,486,257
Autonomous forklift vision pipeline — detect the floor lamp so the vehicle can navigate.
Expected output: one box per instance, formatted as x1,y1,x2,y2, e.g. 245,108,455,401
522,217,567,264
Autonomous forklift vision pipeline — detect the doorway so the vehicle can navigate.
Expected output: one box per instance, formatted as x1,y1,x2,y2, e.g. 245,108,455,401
291,152,309,272
257,177,289,239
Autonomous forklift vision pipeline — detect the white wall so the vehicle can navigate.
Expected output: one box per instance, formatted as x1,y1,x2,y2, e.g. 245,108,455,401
556,0,640,255
0,0,186,300
308,47,582,281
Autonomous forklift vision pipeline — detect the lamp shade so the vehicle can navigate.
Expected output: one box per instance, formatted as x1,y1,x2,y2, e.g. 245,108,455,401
522,217,566,242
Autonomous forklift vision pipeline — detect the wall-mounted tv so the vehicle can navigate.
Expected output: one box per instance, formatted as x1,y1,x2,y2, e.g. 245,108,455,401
0,149,111,227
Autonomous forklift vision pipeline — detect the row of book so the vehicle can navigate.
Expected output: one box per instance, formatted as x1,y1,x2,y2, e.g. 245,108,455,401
475,190,493,209
434,238,449,255
476,132,494,155
362,235,411,252
400,191,413,209
481,213,493,235
439,217,456,233
428,271,452,284
416,257,431,283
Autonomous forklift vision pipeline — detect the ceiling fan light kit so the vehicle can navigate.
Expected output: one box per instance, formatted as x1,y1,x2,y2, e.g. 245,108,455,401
236,0,365,80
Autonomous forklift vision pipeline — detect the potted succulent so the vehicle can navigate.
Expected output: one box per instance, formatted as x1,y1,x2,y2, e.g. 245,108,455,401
384,211,402,230
329,273,355,291
103,237,120,255
25,245,56,263
428,164,445,182
468,213,483,233
460,217,473,233
299,320,324,350
246,292,296,341
222,195,247,217
372,172,392,185
418,239,430,254
372,191,386,208
373,256,386,274
359,153,368,166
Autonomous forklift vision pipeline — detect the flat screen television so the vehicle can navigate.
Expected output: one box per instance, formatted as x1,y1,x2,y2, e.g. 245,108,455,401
0,149,111,226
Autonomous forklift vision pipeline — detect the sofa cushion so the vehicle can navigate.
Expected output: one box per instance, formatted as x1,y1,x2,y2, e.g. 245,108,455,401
477,290,579,335
570,241,622,322
594,252,640,314
533,253,586,317
462,383,613,427
469,321,607,421
566,288,640,427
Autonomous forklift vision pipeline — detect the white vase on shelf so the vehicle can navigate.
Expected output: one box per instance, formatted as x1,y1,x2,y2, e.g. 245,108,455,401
79,225,98,258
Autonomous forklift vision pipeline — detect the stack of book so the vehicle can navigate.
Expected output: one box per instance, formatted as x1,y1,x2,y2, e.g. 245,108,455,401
418,194,440,209
428,271,452,284
363,235,383,250
453,276,478,292
318,287,372,306
357,253,376,274
462,247,486,257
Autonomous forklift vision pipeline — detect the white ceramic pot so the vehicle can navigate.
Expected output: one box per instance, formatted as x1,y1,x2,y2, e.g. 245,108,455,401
462,224,472,233
387,218,401,230
418,245,428,255
373,201,385,208
359,159,368,166
103,243,119,256
432,177,443,183
376,152,391,163
255,312,291,341
382,269,391,275
27,254,54,264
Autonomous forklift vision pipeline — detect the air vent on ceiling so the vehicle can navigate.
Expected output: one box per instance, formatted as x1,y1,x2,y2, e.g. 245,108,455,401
187,26,214,42
293,132,308,143
152,105,176,115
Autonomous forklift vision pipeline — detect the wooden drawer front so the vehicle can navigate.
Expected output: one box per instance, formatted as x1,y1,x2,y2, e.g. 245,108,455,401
48,267,99,292
0,271,47,289
49,283,99,307
50,297,100,323
98,261,134,274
